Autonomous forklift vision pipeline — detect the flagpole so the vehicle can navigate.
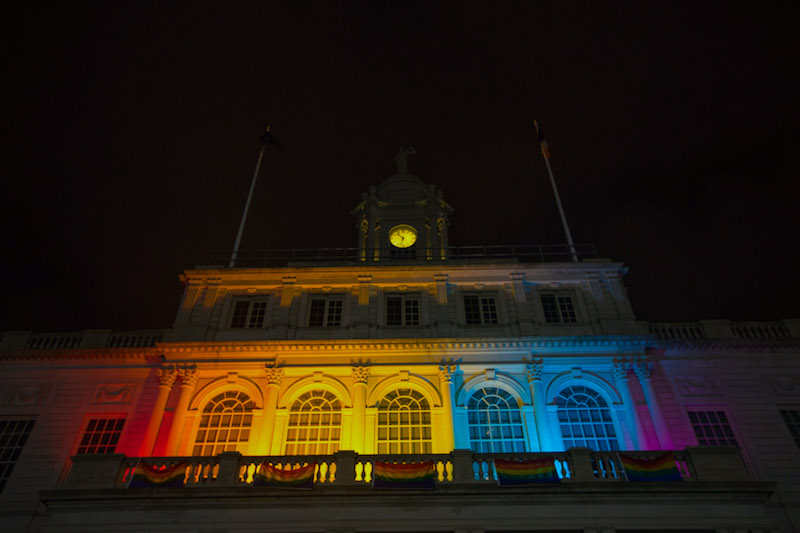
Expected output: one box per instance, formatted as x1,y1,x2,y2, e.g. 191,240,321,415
534,121,579,262
229,132,270,268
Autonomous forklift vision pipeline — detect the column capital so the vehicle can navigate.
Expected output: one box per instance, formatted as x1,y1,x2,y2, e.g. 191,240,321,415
156,365,178,388
524,358,544,382
610,357,631,381
633,358,654,381
177,365,199,388
351,365,371,385
438,363,458,383
265,364,285,386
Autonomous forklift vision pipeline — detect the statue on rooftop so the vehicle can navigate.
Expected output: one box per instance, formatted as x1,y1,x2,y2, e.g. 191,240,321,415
394,146,416,174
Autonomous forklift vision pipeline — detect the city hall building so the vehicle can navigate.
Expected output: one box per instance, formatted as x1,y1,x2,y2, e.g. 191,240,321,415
1,158,799,532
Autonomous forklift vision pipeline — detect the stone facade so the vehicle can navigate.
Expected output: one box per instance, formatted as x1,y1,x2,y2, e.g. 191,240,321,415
0,168,798,532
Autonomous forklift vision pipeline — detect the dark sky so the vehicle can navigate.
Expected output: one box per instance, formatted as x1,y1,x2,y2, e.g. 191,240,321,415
4,2,799,332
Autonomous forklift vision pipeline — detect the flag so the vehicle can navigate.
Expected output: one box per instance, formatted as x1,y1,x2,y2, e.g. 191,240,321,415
619,452,683,482
534,120,551,159
128,460,188,488
260,125,281,147
494,457,559,486
372,461,436,490
253,462,316,489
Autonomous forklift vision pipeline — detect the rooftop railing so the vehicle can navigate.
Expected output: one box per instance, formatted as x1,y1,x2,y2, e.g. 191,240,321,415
210,244,598,268
61,447,751,491
646,320,796,341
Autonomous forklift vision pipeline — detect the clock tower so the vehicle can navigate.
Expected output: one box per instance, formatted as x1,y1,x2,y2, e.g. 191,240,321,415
351,147,453,261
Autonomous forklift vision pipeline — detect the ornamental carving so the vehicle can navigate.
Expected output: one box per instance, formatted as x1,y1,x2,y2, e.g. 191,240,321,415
92,384,136,404
4,384,51,407
524,359,544,382
177,365,199,388
265,364,285,386
610,358,631,381
351,365,371,385
769,377,799,395
633,360,654,381
156,365,178,388
676,375,718,396
438,364,458,383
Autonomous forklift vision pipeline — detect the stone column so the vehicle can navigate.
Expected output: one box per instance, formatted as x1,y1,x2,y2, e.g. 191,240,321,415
525,359,552,451
611,358,648,450
438,363,458,453
634,357,674,450
164,365,199,456
140,365,177,456
350,365,370,453
261,364,285,454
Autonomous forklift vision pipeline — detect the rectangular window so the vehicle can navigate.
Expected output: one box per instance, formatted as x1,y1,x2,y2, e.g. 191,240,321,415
541,294,577,323
780,409,800,449
308,297,343,327
688,410,739,447
0,419,35,493
229,299,268,328
77,417,126,455
386,295,420,326
464,295,498,325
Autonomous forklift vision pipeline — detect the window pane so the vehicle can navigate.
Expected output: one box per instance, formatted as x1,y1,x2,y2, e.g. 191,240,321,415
194,392,254,456
230,301,250,328
555,386,618,451
467,388,526,453
76,417,125,456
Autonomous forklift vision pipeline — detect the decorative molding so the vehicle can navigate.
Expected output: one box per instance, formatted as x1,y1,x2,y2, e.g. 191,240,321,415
91,384,136,404
156,366,178,388
4,384,52,407
676,375,718,396
438,364,458,383
265,361,285,386
524,359,544,382
633,359,654,381
769,377,800,395
177,365,199,388
351,365,371,385
610,358,631,381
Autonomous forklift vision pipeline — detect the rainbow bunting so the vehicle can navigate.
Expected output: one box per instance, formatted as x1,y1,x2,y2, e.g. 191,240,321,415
253,462,316,489
372,461,436,490
128,460,188,488
494,457,559,485
619,452,683,482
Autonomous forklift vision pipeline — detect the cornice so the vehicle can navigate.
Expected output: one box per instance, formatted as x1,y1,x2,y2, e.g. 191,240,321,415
156,336,650,354
0,347,160,362
652,339,800,352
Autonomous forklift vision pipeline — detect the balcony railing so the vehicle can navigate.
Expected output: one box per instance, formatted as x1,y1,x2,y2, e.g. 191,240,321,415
62,447,751,491
210,244,598,268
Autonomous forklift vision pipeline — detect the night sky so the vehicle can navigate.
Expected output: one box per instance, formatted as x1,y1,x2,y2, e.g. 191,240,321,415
4,2,799,333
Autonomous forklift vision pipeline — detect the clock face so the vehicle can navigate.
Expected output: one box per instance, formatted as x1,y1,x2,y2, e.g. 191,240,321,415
388,225,417,248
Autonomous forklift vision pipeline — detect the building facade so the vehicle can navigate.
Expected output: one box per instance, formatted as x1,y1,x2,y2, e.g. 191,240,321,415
1,161,799,532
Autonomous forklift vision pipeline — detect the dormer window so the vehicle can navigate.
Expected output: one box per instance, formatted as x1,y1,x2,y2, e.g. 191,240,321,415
308,297,344,327
386,295,420,326
464,294,499,325
540,294,577,323
230,299,268,328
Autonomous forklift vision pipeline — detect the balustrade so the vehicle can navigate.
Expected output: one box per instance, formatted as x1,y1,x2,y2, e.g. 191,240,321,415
62,447,746,491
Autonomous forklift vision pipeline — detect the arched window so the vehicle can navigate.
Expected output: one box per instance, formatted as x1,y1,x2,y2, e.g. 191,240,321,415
377,388,432,454
467,387,526,453
193,391,255,456
555,385,619,451
285,390,342,455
